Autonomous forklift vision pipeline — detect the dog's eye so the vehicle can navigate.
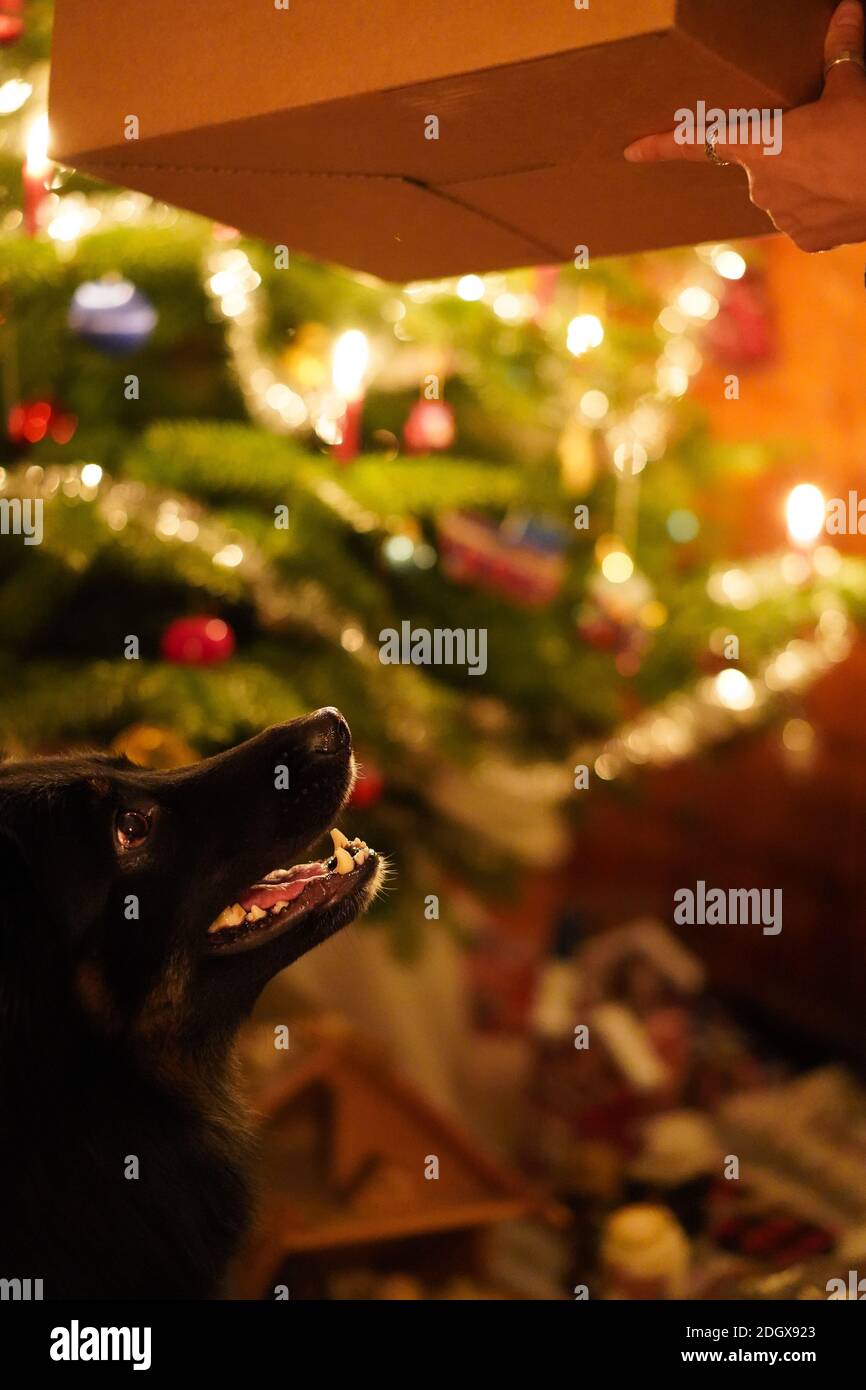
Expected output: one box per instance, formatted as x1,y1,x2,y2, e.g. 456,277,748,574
115,809,151,852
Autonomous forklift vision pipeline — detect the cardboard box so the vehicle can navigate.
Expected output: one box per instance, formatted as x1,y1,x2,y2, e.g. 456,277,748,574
49,0,834,282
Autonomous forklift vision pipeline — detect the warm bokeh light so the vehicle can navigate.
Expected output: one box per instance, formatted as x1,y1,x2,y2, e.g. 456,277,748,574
612,440,648,475
667,509,700,543
676,286,718,320
492,292,523,321
567,313,604,356
782,717,815,753
785,483,825,546
455,274,484,302
579,389,609,421
0,78,32,115
656,363,689,398
601,549,634,584
712,247,747,281
714,668,756,711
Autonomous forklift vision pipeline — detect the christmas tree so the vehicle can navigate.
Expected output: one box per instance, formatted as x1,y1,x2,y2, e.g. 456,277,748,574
2,2,864,953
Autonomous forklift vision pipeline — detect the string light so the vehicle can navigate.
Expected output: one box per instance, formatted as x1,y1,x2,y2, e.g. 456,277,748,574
714,669,756,711
579,389,609,421
213,544,244,569
676,285,719,320
611,437,648,476
813,545,842,577
566,313,604,356
600,549,634,584
707,567,758,609
0,460,852,800
712,247,747,281
46,193,101,247
782,717,814,753
657,305,687,335
456,274,485,302
203,244,314,435
574,540,853,783
656,363,689,398
0,79,32,115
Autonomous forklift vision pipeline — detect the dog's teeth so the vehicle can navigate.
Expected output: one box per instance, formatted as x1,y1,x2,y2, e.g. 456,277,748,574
247,905,267,922
209,903,246,932
331,828,349,851
334,847,355,874
353,848,367,863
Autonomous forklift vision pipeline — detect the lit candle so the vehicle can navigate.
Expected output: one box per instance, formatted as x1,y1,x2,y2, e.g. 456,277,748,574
331,329,369,463
23,114,52,236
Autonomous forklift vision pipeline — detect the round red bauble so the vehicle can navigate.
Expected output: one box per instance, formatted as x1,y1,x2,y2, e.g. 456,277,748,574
8,399,77,447
349,758,384,808
698,650,725,675
0,1,23,46
161,616,236,665
403,399,455,453
703,272,775,367
577,617,620,652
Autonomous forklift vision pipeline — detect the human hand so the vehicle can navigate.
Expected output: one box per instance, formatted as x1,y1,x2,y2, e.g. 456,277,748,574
623,0,866,253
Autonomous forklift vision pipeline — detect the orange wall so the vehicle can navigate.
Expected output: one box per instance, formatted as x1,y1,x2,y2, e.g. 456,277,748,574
694,236,866,551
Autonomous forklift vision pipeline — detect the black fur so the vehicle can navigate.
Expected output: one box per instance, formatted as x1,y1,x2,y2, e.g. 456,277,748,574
0,708,381,1299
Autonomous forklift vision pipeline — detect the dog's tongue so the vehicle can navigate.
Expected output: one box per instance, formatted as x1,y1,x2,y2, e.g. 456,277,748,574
239,862,325,912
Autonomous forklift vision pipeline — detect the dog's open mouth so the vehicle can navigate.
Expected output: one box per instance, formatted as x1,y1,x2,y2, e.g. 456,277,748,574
205,828,378,955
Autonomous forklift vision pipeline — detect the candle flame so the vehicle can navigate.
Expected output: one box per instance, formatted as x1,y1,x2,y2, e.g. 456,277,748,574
25,114,52,175
332,329,369,399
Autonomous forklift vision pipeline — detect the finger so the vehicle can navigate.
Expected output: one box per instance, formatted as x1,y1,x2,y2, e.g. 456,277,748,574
823,0,866,92
624,130,703,163
623,128,748,168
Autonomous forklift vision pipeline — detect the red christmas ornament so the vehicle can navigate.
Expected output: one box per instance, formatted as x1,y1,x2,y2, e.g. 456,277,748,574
349,757,384,809
703,271,775,367
7,399,77,447
0,1,24,46
577,617,620,652
697,650,726,675
403,399,455,453
161,616,236,666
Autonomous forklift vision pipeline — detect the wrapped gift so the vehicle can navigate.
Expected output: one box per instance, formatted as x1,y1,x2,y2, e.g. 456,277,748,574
437,511,568,606
50,0,833,280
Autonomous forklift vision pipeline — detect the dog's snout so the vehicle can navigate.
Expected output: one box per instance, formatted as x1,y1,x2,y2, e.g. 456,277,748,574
304,707,352,757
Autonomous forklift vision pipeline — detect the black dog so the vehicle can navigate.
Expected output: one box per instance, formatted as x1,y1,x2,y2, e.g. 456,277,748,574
0,708,383,1299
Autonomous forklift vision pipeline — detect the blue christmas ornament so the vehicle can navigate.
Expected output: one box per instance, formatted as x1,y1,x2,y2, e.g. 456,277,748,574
68,278,157,355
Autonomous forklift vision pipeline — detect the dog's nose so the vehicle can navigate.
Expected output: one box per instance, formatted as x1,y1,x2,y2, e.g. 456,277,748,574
304,707,352,756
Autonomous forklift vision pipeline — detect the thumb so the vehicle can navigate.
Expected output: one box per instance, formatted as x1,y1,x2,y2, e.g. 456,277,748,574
823,0,865,93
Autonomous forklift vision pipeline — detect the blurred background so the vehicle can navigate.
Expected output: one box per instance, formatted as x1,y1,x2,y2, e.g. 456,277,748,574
4,1,866,1300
